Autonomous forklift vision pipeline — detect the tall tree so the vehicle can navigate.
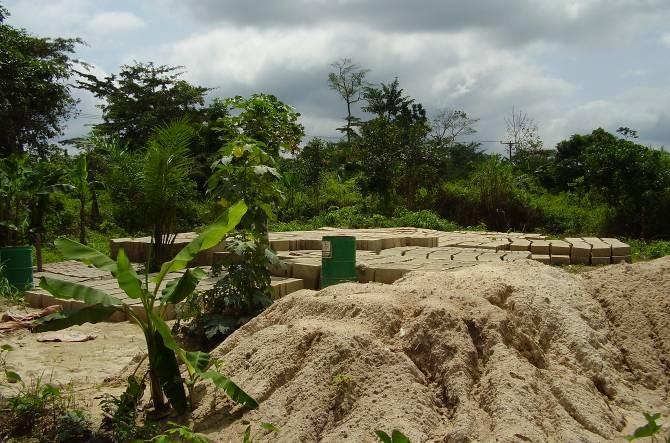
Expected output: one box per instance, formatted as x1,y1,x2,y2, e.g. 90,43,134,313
359,78,431,210
328,58,369,144
431,109,479,147
0,5,81,156
76,62,210,150
504,107,542,161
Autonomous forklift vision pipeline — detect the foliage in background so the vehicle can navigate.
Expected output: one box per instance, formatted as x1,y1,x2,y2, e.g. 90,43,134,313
75,62,210,151
0,6,81,157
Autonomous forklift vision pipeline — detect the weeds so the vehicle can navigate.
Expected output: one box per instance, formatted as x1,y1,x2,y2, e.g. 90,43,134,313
243,422,280,443
375,429,411,443
99,375,157,442
0,263,23,304
150,422,211,442
0,375,93,443
626,412,669,442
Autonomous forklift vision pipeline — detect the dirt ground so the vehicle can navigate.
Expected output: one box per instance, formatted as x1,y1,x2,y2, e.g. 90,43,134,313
0,314,146,415
1,258,669,442
193,258,670,442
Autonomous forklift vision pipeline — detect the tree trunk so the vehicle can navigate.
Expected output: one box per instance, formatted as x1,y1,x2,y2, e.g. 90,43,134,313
346,100,352,145
90,188,101,229
34,233,43,272
79,197,86,244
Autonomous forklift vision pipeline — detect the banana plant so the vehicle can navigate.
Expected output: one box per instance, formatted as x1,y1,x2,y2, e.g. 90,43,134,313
31,200,257,414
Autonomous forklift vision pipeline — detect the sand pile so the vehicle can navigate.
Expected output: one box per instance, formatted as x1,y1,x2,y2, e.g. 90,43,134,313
192,259,670,442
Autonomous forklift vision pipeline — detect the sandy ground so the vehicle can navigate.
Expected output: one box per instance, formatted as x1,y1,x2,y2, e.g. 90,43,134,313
1,258,669,442
192,258,670,442
0,315,146,414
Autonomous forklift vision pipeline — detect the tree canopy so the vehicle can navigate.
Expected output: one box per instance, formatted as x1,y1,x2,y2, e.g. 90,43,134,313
0,6,81,156
76,62,210,150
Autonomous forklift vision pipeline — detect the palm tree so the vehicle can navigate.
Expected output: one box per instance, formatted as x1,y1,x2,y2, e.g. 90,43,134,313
70,154,103,244
141,121,195,268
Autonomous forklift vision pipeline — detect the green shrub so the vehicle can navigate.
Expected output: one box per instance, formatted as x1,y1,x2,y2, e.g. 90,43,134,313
528,193,611,235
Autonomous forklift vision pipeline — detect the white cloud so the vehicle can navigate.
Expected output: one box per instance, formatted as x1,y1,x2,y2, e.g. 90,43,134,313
661,33,670,47
543,87,670,148
87,11,145,35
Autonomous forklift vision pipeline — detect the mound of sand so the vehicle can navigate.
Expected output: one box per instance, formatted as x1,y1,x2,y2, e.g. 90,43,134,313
192,259,670,442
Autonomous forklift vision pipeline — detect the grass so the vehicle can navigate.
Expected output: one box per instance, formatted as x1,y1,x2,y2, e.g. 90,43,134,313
38,229,115,265
273,207,460,232
628,239,670,262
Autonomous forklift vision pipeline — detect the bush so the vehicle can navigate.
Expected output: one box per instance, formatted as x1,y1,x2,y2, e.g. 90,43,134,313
272,206,460,232
528,192,611,235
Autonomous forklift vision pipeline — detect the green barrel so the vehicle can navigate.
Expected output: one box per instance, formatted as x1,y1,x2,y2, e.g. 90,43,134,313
0,246,33,290
321,236,357,288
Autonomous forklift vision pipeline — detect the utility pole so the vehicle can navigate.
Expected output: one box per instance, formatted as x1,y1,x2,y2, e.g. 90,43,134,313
500,141,518,161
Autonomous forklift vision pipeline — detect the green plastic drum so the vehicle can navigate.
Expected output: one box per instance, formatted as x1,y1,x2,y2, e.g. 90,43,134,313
0,246,33,290
321,236,357,288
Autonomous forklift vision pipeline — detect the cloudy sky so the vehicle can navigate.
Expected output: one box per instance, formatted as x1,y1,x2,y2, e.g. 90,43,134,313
4,0,670,152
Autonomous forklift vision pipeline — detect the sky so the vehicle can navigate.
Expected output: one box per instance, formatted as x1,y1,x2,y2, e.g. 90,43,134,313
4,0,670,153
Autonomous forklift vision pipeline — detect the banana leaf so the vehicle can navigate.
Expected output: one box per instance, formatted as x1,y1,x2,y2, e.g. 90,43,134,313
32,304,118,332
39,277,124,307
116,249,143,299
54,238,117,274
161,268,206,305
155,200,247,282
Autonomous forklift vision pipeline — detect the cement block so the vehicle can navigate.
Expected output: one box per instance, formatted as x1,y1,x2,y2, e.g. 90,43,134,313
569,241,591,258
283,278,305,295
549,240,571,255
571,255,590,265
531,254,551,264
601,238,631,256
291,262,321,289
591,256,611,265
477,253,503,262
529,240,550,255
510,239,531,251
356,266,375,283
24,290,44,308
270,239,290,251
373,267,410,284
590,244,611,258
550,255,571,265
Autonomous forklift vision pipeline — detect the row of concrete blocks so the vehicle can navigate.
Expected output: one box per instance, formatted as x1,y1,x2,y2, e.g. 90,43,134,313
24,274,305,322
530,254,632,265
268,235,438,253
110,237,227,265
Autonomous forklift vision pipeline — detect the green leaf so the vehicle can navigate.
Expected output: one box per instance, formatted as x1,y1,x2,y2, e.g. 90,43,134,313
155,200,247,282
161,268,206,305
5,370,21,383
148,331,187,414
39,277,124,307
116,249,143,299
32,305,118,332
391,430,411,443
199,370,258,409
1,344,14,351
625,413,662,440
260,422,279,432
149,312,181,355
54,238,116,273
184,351,211,373
242,425,251,443
375,431,392,443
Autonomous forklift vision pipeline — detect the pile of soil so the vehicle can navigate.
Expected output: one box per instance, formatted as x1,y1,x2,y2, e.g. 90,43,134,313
192,258,670,442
